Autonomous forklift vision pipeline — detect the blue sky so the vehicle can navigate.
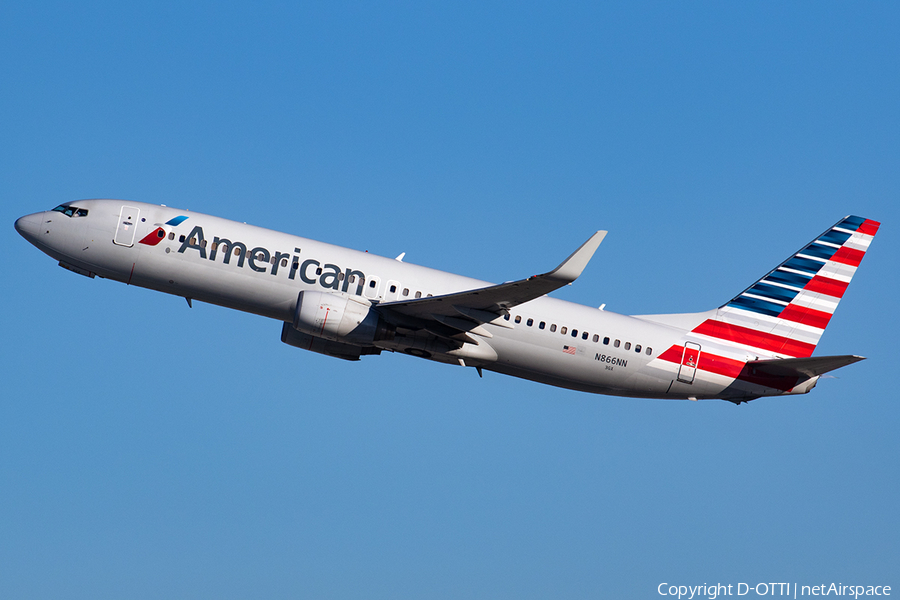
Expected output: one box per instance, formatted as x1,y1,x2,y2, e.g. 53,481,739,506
2,2,898,598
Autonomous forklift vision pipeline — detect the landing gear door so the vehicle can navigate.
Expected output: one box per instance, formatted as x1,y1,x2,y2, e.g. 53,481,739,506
114,205,141,247
677,342,701,384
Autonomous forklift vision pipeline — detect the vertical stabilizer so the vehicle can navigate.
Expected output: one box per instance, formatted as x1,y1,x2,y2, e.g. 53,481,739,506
692,216,879,358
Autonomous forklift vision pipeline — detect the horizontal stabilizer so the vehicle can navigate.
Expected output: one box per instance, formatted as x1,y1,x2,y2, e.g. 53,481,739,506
745,354,865,380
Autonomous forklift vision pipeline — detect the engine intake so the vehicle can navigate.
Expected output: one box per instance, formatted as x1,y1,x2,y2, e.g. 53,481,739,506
292,290,394,345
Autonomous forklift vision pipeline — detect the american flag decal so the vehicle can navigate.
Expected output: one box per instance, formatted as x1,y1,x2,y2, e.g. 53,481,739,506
563,345,576,355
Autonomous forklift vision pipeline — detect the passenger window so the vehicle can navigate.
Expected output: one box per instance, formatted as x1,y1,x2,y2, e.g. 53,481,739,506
625,342,631,350
504,314,510,321
582,331,588,340
539,321,545,330
338,272,345,281
614,339,620,348
281,258,288,267
646,347,653,356
235,248,242,256
156,229,165,239
169,232,175,240
592,334,599,342
561,327,567,335
201,240,207,248
179,235,186,242
635,345,641,353
527,318,533,326
515,315,522,324
415,291,422,298
315,267,322,275
402,288,409,296
603,337,610,345
571,329,578,337
550,324,557,332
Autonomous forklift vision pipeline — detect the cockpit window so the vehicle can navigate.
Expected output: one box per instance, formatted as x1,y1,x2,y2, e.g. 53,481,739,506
51,204,88,217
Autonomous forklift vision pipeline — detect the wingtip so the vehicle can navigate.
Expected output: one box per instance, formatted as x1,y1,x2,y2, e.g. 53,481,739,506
549,230,607,282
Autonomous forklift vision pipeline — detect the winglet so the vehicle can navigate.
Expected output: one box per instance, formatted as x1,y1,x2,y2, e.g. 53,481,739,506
546,231,607,283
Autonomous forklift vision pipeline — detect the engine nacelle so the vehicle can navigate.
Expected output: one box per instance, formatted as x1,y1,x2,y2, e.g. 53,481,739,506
281,323,381,361
292,290,394,345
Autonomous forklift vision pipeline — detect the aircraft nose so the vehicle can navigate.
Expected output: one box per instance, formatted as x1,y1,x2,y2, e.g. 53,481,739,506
14,212,43,243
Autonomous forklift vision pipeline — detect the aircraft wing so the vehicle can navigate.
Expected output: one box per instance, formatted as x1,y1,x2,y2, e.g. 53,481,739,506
376,231,606,327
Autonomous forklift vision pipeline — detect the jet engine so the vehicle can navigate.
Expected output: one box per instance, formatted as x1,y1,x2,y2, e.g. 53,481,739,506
281,323,381,361
292,290,395,346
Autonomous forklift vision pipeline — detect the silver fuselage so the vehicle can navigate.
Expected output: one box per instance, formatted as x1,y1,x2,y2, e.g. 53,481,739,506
14,199,821,401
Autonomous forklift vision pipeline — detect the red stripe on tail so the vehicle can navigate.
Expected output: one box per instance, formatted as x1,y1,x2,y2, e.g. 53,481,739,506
658,344,801,392
693,320,816,357
804,275,849,298
778,304,833,329
658,344,745,379
857,219,880,236
830,246,865,267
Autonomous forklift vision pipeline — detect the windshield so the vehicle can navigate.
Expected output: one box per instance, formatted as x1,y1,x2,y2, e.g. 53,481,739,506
51,205,88,217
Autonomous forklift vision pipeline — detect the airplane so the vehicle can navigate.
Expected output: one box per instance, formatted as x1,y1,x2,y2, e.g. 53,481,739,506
15,200,879,403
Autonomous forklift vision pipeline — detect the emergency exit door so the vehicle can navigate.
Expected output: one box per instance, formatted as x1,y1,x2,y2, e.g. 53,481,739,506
677,342,701,384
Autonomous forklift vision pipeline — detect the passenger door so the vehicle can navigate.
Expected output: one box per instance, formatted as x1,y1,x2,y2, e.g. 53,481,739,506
113,205,141,247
